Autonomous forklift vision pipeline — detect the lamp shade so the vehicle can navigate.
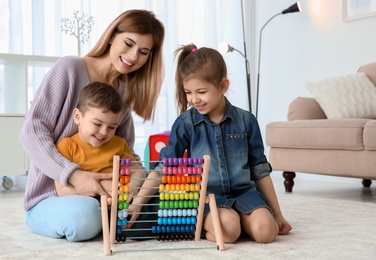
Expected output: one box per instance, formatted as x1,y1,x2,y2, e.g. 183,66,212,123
282,1,302,15
218,42,234,54
217,42,251,112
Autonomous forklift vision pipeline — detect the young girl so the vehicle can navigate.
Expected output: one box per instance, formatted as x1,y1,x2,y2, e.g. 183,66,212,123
153,44,292,243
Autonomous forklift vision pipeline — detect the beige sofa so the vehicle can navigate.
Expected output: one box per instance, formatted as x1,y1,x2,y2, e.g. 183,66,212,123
265,62,376,192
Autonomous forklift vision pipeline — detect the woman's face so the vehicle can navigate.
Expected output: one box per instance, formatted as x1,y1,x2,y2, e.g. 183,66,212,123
109,32,154,74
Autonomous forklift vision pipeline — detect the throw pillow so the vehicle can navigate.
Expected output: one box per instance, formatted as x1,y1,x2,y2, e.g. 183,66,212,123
306,72,376,119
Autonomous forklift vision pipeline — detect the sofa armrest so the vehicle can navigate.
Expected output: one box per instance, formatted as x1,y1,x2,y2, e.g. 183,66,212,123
287,97,327,121
358,62,376,86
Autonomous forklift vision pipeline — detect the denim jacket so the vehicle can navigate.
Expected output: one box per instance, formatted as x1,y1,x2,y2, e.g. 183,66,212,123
156,98,272,200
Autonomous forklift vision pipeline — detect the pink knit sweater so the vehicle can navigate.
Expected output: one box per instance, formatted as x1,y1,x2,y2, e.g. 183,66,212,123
20,56,137,211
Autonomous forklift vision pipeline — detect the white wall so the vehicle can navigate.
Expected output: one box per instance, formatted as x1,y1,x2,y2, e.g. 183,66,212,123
247,0,376,184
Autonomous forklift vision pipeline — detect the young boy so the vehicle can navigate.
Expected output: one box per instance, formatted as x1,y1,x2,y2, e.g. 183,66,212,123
55,82,145,198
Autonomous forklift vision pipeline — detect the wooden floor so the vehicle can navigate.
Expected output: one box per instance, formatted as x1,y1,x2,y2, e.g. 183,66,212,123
1,173,375,203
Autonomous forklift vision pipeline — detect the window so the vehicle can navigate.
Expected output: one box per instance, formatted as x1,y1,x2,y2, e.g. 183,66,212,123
0,0,248,160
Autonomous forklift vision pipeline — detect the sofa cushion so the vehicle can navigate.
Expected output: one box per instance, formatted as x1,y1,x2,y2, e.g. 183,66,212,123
306,72,376,119
364,120,376,150
265,119,370,150
288,97,327,121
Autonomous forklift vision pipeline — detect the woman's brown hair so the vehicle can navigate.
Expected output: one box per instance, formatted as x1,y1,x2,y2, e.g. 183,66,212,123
86,9,165,121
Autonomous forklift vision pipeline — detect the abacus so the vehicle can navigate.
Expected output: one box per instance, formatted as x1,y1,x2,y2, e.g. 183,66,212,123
100,155,225,256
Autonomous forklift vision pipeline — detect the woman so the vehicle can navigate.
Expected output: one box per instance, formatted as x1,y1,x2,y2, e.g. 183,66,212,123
19,9,165,242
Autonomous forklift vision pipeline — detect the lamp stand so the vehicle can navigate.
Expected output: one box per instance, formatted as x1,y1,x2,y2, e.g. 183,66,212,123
255,1,301,119
241,0,252,113
255,13,281,119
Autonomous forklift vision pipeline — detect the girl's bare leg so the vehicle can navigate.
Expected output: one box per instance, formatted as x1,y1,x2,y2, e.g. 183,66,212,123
203,208,241,243
240,208,279,243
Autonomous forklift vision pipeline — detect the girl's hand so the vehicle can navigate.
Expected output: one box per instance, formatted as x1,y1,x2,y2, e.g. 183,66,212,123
275,215,292,235
127,188,138,203
125,204,142,229
68,169,112,197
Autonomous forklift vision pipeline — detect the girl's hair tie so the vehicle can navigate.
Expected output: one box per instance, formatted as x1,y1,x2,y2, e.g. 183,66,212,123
192,48,198,53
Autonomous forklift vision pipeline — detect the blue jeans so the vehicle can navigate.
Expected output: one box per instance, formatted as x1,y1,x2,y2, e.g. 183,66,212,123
26,195,102,242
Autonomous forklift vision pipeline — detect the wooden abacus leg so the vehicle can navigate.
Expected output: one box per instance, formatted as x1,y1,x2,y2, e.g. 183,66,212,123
101,195,112,256
208,194,225,251
110,155,120,244
195,155,210,241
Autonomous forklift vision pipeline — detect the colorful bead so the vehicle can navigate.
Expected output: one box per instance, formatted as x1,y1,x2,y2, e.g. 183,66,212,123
168,158,173,166
173,158,178,166
159,184,165,193
115,157,205,242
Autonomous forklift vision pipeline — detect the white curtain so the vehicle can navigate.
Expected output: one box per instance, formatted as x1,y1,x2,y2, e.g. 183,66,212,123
0,0,249,159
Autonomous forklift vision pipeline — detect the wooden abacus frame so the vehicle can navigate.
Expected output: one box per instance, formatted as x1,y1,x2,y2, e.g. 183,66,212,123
100,154,225,256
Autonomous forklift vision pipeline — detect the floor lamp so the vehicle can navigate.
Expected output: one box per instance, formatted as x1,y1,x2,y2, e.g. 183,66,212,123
218,42,251,112
255,1,302,119
217,0,251,112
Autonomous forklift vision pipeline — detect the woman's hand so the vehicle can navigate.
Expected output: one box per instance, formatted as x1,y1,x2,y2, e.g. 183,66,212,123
100,179,114,196
68,169,112,197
